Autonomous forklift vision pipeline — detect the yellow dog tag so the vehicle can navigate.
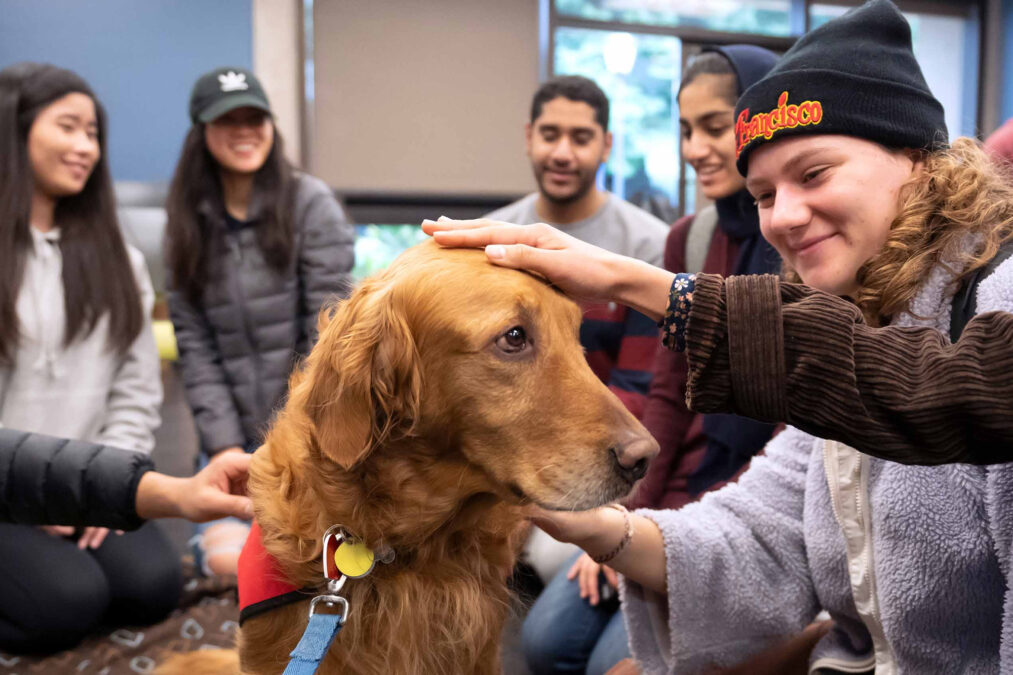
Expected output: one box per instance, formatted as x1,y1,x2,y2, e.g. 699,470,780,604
334,540,375,578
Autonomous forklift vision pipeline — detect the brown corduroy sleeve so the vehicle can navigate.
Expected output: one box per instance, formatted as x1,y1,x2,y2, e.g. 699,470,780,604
685,273,1013,465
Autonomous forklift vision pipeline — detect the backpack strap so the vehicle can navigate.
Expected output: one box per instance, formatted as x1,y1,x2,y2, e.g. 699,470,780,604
949,238,1013,341
685,205,719,275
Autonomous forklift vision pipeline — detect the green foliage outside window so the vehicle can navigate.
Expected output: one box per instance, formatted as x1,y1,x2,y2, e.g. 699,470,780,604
352,224,430,280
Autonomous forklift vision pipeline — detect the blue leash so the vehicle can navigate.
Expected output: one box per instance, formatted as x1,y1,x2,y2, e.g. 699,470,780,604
283,594,349,675
283,611,345,675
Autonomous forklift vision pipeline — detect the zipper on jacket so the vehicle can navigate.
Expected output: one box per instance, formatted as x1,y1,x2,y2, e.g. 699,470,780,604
822,441,897,675
855,452,895,675
228,236,267,429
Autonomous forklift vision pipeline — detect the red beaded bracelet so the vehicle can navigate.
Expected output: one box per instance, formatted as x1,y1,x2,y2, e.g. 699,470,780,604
591,504,633,564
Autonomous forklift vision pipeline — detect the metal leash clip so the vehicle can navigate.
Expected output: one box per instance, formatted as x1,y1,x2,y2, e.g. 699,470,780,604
309,525,394,619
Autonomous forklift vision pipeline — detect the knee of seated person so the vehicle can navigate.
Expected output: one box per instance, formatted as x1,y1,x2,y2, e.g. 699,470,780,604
112,555,183,625
7,574,110,652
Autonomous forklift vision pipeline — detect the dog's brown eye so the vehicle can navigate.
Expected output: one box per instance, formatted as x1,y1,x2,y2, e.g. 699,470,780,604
496,326,528,353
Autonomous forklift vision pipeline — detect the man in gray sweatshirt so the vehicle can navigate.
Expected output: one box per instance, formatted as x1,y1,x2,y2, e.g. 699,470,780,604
487,76,669,604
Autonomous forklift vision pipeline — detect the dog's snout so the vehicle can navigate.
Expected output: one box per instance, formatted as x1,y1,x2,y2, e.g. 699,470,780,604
609,435,659,483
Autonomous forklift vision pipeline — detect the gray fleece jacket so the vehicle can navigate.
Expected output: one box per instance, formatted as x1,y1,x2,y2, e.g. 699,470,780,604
620,252,1013,674
167,173,354,454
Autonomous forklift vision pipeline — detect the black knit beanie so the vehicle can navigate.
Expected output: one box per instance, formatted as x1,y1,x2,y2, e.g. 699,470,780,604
734,0,947,175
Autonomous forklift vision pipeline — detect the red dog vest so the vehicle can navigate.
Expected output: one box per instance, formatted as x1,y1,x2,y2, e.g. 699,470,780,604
238,521,313,625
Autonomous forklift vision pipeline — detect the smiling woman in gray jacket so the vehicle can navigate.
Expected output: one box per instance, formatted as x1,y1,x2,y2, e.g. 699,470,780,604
164,67,355,576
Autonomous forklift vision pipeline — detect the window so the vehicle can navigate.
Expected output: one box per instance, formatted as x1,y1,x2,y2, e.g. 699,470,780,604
352,225,431,280
548,0,983,217
555,0,795,37
554,28,681,216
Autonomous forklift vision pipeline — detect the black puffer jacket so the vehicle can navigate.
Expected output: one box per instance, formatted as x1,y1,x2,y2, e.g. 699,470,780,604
0,429,152,529
168,173,355,454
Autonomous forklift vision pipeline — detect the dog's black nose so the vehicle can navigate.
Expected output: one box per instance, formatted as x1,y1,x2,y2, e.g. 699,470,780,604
610,445,651,483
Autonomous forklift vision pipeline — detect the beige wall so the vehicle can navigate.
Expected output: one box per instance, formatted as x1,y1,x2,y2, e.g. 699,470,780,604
312,0,539,196
252,0,303,167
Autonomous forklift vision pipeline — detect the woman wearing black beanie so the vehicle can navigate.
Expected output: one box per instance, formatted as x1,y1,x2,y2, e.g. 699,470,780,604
431,1,1013,671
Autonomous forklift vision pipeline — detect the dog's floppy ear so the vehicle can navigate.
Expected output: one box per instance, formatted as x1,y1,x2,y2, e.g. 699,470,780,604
304,282,422,469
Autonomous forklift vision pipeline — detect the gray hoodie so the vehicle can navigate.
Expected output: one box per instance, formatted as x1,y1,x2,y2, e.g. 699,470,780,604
620,252,1013,674
0,227,162,454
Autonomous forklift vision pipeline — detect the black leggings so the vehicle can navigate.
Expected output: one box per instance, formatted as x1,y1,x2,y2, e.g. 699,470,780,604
0,521,182,653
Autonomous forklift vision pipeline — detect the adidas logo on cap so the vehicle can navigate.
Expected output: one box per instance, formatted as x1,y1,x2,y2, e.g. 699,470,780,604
218,71,249,92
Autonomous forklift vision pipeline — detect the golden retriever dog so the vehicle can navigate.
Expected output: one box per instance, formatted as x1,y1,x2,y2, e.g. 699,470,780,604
159,240,658,674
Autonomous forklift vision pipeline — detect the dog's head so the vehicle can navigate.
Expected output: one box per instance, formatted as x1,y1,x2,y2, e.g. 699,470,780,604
301,240,657,511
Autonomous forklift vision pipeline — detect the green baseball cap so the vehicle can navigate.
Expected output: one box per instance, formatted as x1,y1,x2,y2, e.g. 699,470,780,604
188,66,272,125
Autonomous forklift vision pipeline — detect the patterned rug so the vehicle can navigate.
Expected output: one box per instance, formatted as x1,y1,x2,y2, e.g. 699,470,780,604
0,560,238,675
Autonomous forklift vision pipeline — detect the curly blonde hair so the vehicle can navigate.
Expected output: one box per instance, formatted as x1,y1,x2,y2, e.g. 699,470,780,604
784,137,1013,325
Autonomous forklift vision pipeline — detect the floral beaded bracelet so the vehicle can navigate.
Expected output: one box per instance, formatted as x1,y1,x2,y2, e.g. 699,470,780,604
658,273,696,353
591,503,633,564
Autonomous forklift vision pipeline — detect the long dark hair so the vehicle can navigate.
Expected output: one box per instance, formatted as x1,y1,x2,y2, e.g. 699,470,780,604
0,62,142,367
164,120,295,305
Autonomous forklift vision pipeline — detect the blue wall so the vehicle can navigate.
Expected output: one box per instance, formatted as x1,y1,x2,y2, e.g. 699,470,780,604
0,0,252,182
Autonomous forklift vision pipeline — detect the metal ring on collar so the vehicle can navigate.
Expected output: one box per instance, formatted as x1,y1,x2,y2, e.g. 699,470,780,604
308,594,350,622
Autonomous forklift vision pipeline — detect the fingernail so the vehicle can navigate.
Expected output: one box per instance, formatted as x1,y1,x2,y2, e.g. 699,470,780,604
486,245,505,259
421,219,435,225
437,215,451,222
